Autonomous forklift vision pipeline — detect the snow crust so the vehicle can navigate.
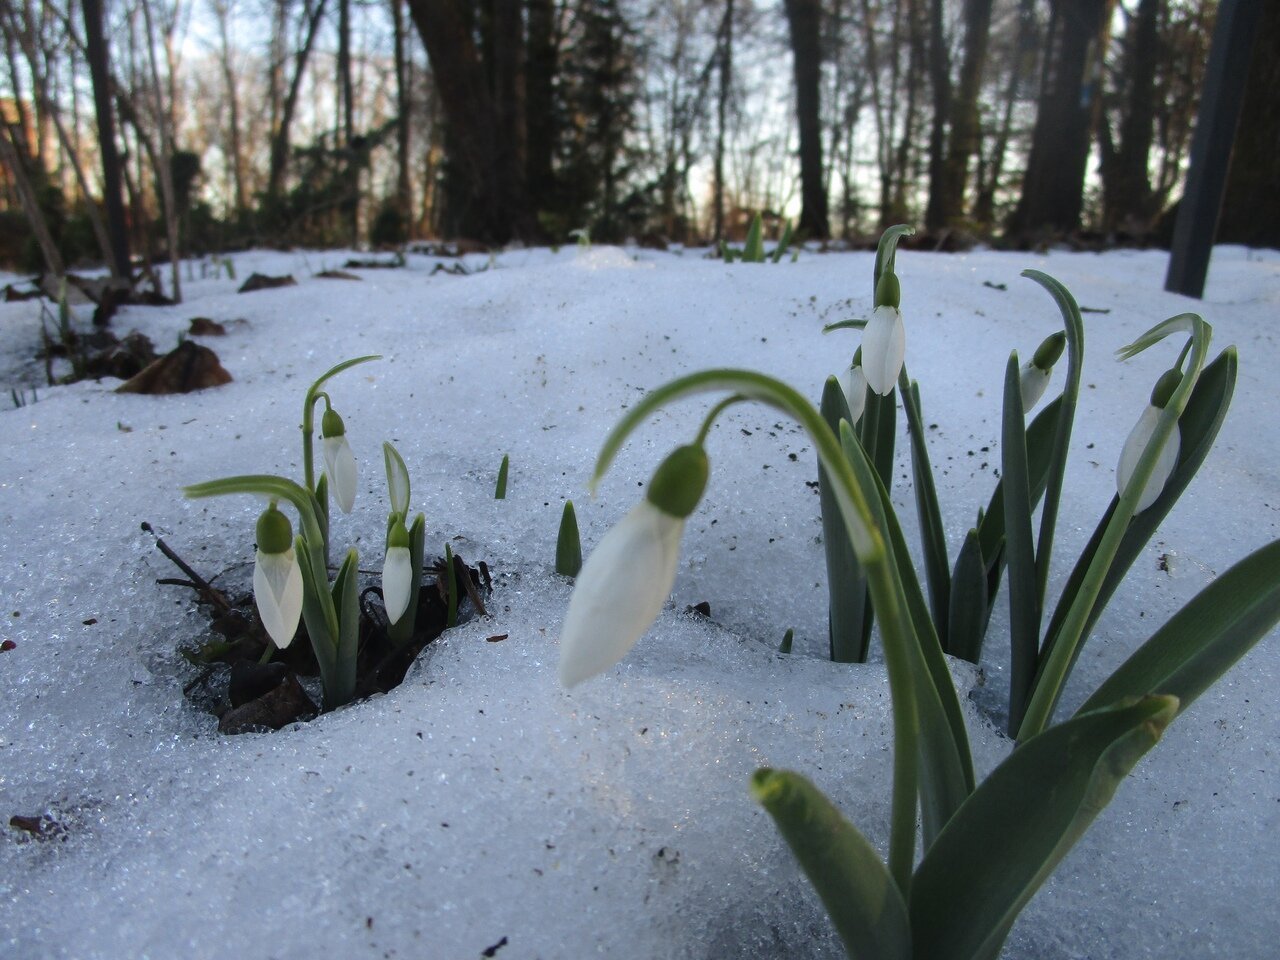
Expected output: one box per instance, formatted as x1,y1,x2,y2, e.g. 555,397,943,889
1,244,1277,958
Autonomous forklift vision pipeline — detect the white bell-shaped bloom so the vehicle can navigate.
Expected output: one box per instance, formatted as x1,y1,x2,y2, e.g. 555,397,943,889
1117,405,1180,514
382,545,413,624
843,363,868,425
558,501,684,687
253,546,303,648
323,433,358,513
861,304,905,396
1019,360,1052,412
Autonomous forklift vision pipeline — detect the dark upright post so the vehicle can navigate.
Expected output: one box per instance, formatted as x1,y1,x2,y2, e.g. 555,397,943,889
1165,0,1262,299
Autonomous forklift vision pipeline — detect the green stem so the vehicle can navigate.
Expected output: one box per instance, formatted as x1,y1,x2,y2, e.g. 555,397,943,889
694,395,747,445
1017,315,1210,740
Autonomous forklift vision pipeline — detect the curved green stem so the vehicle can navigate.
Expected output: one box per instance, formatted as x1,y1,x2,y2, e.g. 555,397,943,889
301,355,380,493
589,368,926,892
1017,314,1211,740
694,395,747,445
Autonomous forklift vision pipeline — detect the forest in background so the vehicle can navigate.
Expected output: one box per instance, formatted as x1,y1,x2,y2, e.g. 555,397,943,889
1,0,1276,292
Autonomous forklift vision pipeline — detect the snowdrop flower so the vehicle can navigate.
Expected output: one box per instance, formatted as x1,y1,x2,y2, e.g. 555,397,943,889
382,517,413,625
1019,332,1066,412
559,444,709,688
843,349,867,425
253,502,303,648
321,407,357,513
862,272,905,396
1117,369,1182,515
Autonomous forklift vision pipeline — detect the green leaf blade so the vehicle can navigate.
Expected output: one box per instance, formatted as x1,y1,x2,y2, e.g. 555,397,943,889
820,377,871,662
556,500,583,577
1001,353,1040,737
751,769,910,960
910,696,1177,960
901,373,950,640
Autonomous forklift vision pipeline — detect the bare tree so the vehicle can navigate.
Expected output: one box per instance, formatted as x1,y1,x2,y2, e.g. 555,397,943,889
81,0,132,283
783,0,829,238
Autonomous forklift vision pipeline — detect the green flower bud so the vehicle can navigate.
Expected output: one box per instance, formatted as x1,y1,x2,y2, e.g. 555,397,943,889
387,516,410,549
875,271,901,309
645,444,709,518
321,407,346,439
1150,368,1182,409
1033,331,1067,371
256,503,294,555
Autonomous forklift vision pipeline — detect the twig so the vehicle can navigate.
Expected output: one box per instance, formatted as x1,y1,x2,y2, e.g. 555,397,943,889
141,521,233,614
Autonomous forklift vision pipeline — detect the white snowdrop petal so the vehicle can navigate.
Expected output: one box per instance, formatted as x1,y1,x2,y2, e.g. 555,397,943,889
1019,361,1051,412
253,547,303,648
1117,405,1181,514
862,305,905,396
843,364,867,425
324,435,358,513
558,501,684,687
382,546,413,625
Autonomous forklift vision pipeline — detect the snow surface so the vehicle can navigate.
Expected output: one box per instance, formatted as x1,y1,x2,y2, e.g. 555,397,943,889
0,243,1277,959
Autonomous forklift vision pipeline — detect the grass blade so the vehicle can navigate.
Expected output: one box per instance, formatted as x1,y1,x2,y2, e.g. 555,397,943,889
1079,538,1280,717
770,220,795,263
556,500,583,577
743,212,764,262
1001,353,1040,736
494,454,509,499
327,548,360,710
910,696,1177,960
752,769,910,960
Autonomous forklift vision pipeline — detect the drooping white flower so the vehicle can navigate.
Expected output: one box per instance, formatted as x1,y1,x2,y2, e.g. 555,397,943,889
253,504,303,648
861,304,905,396
321,408,357,513
1019,361,1052,412
382,518,413,625
558,444,709,688
558,500,685,687
1117,405,1180,514
843,362,868,425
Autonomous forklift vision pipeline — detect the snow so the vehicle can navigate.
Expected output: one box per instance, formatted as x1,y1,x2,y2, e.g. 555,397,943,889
1,243,1277,959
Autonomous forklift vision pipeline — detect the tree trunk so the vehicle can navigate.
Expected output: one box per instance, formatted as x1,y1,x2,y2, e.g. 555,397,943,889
392,0,413,225
81,0,131,284
214,0,247,218
939,0,994,227
0,121,64,276
1103,0,1161,232
714,0,733,243
1008,0,1117,237
525,0,556,221
266,0,328,205
406,0,535,243
923,0,951,230
1218,0,1279,248
337,0,358,244
783,0,829,238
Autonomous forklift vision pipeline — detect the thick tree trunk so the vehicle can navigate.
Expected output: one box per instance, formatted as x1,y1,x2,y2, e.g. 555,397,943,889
337,0,357,243
714,0,733,243
1103,0,1161,232
1218,0,1279,248
392,0,413,223
406,0,535,243
923,0,951,230
525,0,556,220
784,0,829,238
1008,0,1117,237
938,0,994,227
81,0,131,284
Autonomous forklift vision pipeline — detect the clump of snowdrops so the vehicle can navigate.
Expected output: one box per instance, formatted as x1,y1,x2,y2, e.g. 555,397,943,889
184,357,428,710
556,229,1280,958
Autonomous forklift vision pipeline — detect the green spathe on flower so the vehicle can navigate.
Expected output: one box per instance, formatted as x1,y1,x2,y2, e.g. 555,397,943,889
558,444,709,688
321,407,358,513
253,502,303,648
842,347,868,425
861,272,904,396
382,516,413,624
1117,367,1182,515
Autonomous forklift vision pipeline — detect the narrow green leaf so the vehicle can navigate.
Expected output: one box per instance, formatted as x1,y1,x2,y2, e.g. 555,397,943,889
872,224,915,290
1039,349,1238,683
444,543,458,627
947,529,988,663
820,377,870,662
1020,271,1084,612
751,769,911,960
294,544,335,701
1079,538,1280,716
383,441,411,516
901,372,950,638
976,396,1063,564
1001,353,1040,737
743,212,764,262
327,548,360,710
821,318,868,333
859,386,897,491
779,628,794,654
842,423,975,835
388,513,426,648
494,454,509,499
556,500,583,577
910,696,1177,960
770,220,795,263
